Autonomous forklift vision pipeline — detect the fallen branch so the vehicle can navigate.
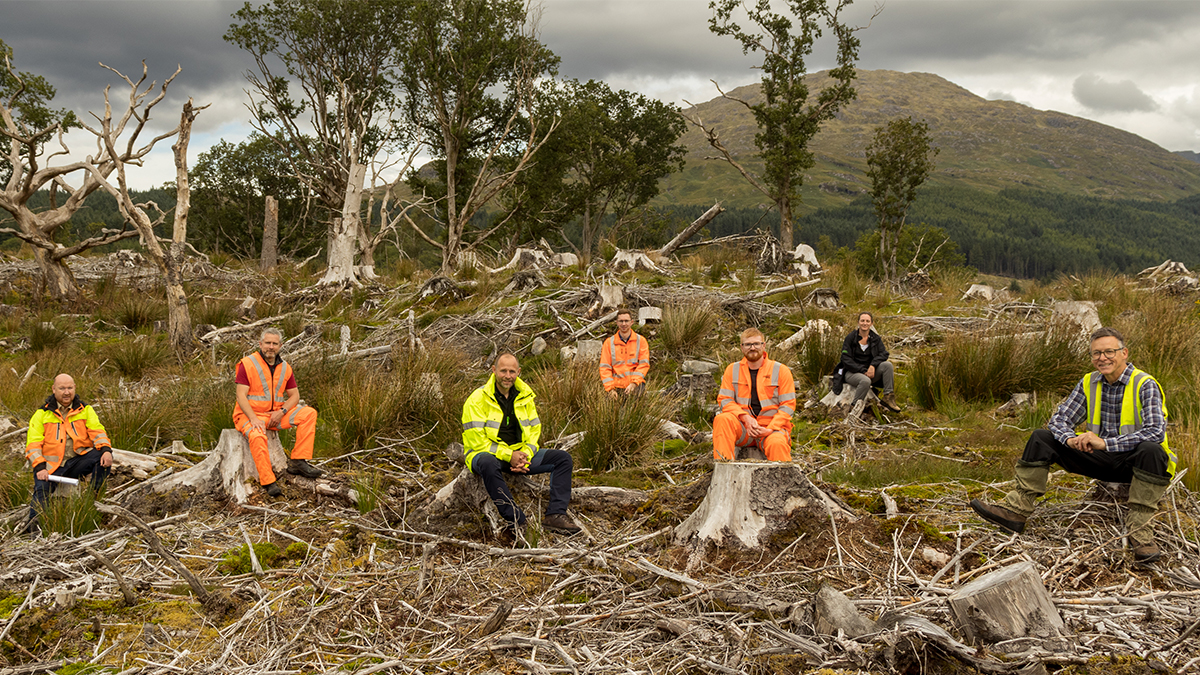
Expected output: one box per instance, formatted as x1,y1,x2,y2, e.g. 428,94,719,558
95,504,212,604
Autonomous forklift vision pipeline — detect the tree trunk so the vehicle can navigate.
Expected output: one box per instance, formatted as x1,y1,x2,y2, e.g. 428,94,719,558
167,100,197,358
657,202,724,259
164,265,192,357
261,195,278,271
150,429,289,504
320,162,366,286
34,248,80,302
778,194,794,252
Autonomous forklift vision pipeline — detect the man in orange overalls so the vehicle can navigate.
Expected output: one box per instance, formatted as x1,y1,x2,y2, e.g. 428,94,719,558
713,328,796,462
234,328,321,497
599,308,650,397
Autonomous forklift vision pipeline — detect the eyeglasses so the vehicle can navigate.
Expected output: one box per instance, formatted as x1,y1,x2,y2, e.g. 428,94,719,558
1090,348,1124,359
741,342,764,348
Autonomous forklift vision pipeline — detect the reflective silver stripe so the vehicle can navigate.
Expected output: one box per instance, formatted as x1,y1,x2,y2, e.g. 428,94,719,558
718,388,735,397
520,417,540,427
610,335,619,367
1130,371,1148,429
731,366,740,389
43,454,61,464
1085,372,1103,435
778,393,796,402
735,396,750,405
272,360,290,401
247,394,270,401
770,362,781,386
638,360,649,365
463,420,488,430
760,396,779,407
489,443,499,454
779,406,795,416
485,421,501,429
247,355,272,404
602,377,614,384
288,406,303,425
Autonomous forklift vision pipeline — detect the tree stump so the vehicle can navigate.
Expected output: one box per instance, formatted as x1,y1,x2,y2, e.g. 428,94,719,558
674,462,856,567
611,249,661,272
150,429,287,504
947,561,1066,645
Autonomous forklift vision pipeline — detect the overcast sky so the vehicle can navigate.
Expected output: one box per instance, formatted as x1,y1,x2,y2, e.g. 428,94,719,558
3,0,1199,189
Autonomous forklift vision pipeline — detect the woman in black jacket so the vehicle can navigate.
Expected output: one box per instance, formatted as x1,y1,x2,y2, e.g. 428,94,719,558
840,312,900,411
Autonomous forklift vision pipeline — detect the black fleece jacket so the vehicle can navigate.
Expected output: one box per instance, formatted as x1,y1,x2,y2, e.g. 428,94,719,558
839,330,888,374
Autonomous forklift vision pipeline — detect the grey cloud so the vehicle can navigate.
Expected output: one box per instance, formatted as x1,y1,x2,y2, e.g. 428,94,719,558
1072,74,1159,112
987,90,1016,101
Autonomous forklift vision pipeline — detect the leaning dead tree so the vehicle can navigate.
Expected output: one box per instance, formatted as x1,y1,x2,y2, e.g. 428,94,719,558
0,51,147,301
81,66,201,357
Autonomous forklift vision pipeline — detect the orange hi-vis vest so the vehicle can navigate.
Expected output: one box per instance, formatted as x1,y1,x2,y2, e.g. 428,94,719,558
599,331,650,391
717,353,796,431
239,352,294,414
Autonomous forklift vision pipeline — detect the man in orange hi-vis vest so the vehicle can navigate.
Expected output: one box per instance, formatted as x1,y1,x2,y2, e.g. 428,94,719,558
599,308,649,397
234,328,321,497
713,328,796,462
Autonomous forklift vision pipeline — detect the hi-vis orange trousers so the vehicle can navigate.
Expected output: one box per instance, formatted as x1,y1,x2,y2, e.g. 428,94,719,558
712,412,791,462
234,406,318,485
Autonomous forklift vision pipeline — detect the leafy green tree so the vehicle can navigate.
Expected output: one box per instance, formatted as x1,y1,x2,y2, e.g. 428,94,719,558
688,0,866,252
190,134,321,259
225,0,412,284
865,115,939,281
507,79,687,260
401,0,559,272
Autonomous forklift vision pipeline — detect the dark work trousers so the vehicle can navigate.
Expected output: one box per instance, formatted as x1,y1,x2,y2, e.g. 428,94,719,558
471,448,573,529
30,450,111,521
1021,429,1168,481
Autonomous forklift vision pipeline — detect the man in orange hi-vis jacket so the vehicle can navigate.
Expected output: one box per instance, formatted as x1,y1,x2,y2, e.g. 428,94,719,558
599,308,649,397
234,328,321,497
713,328,796,462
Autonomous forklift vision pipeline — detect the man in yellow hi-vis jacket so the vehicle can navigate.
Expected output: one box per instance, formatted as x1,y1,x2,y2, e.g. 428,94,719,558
24,374,113,536
972,327,1177,564
462,353,580,542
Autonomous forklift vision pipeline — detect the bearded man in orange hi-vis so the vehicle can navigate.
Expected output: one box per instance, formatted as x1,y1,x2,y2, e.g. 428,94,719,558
713,328,796,462
233,328,322,497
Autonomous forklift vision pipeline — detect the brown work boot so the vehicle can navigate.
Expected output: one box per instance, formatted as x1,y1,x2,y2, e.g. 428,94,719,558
1131,541,1161,564
970,499,1027,534
880,392,901,412
288,458,324,479
542,513,582,536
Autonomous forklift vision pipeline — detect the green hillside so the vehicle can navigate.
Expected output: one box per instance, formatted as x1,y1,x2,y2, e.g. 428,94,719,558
660,70,1200,211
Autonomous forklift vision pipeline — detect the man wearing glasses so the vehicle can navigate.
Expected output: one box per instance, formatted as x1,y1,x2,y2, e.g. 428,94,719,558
713,328,796,462
971,327,1176,563
599,308,649,398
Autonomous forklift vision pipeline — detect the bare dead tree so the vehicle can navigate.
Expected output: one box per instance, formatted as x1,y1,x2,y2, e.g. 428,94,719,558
80,64,204,358
0,54,160,301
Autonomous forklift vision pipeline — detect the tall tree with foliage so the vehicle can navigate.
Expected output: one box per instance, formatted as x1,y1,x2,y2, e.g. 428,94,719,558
866,115,939,282
507,79,687,260
685,0,866,252
225,0,412,285
1,41,169,302
401,0,559,272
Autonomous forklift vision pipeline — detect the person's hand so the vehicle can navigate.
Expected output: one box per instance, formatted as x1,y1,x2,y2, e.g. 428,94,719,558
624,383,638,393
268,410,285,429
741,415,770,438
1067,432,1104,453
36,469,48,481
249,416,267,433
608,390,619,400
510,450,530,473
100,451,112,468
866,365,876,379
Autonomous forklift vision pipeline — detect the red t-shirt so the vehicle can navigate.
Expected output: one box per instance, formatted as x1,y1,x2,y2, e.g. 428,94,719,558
235,360,297,390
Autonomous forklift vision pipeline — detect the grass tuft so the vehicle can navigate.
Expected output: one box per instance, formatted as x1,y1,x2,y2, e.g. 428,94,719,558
572,390,678,472
103,336,171,380
658,303,718,358
115,296,166,331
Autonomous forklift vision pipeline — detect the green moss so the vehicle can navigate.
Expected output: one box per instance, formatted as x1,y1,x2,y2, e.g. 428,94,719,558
0,594,21,620
218,542,282,575
285,542,310,559
879,517,948,542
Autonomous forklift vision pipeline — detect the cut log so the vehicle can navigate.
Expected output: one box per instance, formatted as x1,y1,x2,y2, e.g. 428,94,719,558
415,466,505,536
777,319,832,352
674,462,856,559
947,561,1066,645
657,202,724,259
149,429,288,504
637,306,662,325
588,284,624,317
1050,301,1101,341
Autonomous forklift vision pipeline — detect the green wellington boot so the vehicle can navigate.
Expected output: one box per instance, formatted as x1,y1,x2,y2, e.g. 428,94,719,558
1127,469,1169,564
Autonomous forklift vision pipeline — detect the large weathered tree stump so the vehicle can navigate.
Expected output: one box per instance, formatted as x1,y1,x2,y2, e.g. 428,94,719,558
674,462,856,566
947,561,1067,644
150,429,287,504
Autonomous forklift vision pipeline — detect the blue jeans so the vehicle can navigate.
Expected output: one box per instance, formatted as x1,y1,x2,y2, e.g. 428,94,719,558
29,450,111,522
470,448,573,529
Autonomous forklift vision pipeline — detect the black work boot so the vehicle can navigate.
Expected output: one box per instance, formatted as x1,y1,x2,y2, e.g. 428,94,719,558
263,481,284,498
287,458,324,479
542,513,582,535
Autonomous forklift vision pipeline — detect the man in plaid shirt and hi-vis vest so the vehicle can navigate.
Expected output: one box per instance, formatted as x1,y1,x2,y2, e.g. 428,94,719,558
972,327,1177,564
599,308,649,398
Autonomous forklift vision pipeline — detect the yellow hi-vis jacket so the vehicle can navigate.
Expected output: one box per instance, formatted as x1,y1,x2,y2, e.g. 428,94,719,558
599,330,650,391
26,396,112,474
1083,368,1176,477
462,374,542,470
718,353,796,432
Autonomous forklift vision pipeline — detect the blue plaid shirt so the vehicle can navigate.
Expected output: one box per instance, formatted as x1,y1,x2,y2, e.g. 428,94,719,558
1047,363,1165,453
